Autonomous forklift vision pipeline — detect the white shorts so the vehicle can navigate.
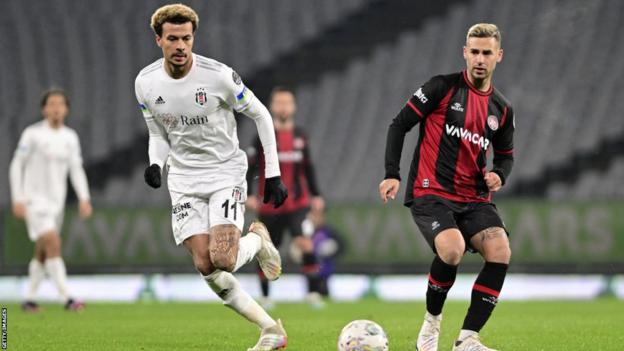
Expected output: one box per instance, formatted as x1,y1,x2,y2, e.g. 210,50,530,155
25,206,63,241
168,175,247,245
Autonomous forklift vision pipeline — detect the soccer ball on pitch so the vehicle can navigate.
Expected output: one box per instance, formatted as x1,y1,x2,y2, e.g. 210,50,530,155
337,320,389,351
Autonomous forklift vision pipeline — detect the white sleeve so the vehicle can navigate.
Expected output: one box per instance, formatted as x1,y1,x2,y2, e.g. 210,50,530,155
9,129,32,203
68,132,91,201
135,78,170,168
217,65,255,112
216,66,280,178
240,98,281,178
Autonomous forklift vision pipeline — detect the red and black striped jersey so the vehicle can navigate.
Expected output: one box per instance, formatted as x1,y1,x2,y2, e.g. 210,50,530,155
248,126,321,214
385,71,515,205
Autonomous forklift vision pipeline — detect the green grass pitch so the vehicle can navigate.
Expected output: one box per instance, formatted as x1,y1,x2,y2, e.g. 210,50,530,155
4,299,623,350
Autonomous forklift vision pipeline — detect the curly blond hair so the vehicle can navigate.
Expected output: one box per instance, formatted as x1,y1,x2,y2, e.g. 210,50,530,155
150,3,199,36
466,23,501,45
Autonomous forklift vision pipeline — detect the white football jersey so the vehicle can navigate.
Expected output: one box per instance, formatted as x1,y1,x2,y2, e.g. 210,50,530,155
135,54,259,184
9,121,90,214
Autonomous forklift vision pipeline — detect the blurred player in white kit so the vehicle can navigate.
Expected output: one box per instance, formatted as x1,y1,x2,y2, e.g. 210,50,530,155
135,4,289,350
9,88,92,312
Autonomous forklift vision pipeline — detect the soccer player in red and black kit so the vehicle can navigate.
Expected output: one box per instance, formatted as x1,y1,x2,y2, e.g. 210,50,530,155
380,24,514,351
247,87,325,308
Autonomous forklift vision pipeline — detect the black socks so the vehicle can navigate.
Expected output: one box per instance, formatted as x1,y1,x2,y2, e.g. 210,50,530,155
426,255,458,316
462,261,508,332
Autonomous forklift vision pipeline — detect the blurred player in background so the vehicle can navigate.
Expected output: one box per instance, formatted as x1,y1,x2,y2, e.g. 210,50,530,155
246,87,325,309
9,88,92,312
135,4,288,350
300,207,343,298
380,24,514,351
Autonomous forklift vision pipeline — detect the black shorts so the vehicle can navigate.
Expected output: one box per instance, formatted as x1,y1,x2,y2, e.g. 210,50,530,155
410,195,507,253
259,208,309,248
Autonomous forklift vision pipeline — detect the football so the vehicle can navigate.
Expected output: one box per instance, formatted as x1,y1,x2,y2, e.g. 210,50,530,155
337,320,389,351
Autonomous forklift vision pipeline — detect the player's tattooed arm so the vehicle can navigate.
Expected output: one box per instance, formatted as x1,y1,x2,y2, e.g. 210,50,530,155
209,224,241,272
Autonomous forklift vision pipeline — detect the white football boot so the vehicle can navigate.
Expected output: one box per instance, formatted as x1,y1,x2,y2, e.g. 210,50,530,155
248,319,288,351
416,312,441,351
250,221,282,281
452,334,498,351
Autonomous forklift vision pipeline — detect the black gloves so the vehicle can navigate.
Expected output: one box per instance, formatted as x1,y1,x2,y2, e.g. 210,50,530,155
144,164,162,189
263,176,288,208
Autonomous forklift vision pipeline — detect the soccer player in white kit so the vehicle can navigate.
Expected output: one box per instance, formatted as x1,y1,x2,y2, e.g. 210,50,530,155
9,88,92,312
135,5,289,350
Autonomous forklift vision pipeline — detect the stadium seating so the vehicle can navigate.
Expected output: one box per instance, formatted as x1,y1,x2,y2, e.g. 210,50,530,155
2,0,623,207
0,0,371,207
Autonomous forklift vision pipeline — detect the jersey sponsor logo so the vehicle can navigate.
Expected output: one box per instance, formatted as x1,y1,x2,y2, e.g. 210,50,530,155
180,115,210,126
414,88,428,104
278,150,303,162
487,115,499,131
172,201,191,214
155,96,166,104
232,71,242,85
195,88,208,106
161,113,179,129
451,102,464,112
172,201,191,222
445,124,490,150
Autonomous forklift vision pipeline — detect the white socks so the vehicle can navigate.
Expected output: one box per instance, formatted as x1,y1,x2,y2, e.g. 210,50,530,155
44,257,69,300
458,329,478,341
204,270,275,329
233,232,262,272
26,259,46,300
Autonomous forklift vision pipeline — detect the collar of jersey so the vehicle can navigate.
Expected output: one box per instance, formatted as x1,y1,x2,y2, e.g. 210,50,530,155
462,70,493,96
161,53,196,82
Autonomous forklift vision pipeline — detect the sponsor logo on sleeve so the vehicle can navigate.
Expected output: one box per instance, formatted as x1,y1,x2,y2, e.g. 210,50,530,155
414,87,428,104
232,71,242,85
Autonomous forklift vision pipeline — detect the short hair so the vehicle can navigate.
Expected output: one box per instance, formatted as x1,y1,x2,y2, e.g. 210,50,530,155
40,88,69,108
269,86,295,102
466,23,501,46
150,3,199,37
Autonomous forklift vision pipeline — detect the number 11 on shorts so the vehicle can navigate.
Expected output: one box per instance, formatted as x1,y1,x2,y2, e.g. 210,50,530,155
221,199,237,220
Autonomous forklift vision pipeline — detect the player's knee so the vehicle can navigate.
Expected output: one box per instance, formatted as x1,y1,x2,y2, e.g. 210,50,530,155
487,244,511,264
193,255,214,276
44,234,62,257
211,253,236,272
483,241,511,263
437,247,464,265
